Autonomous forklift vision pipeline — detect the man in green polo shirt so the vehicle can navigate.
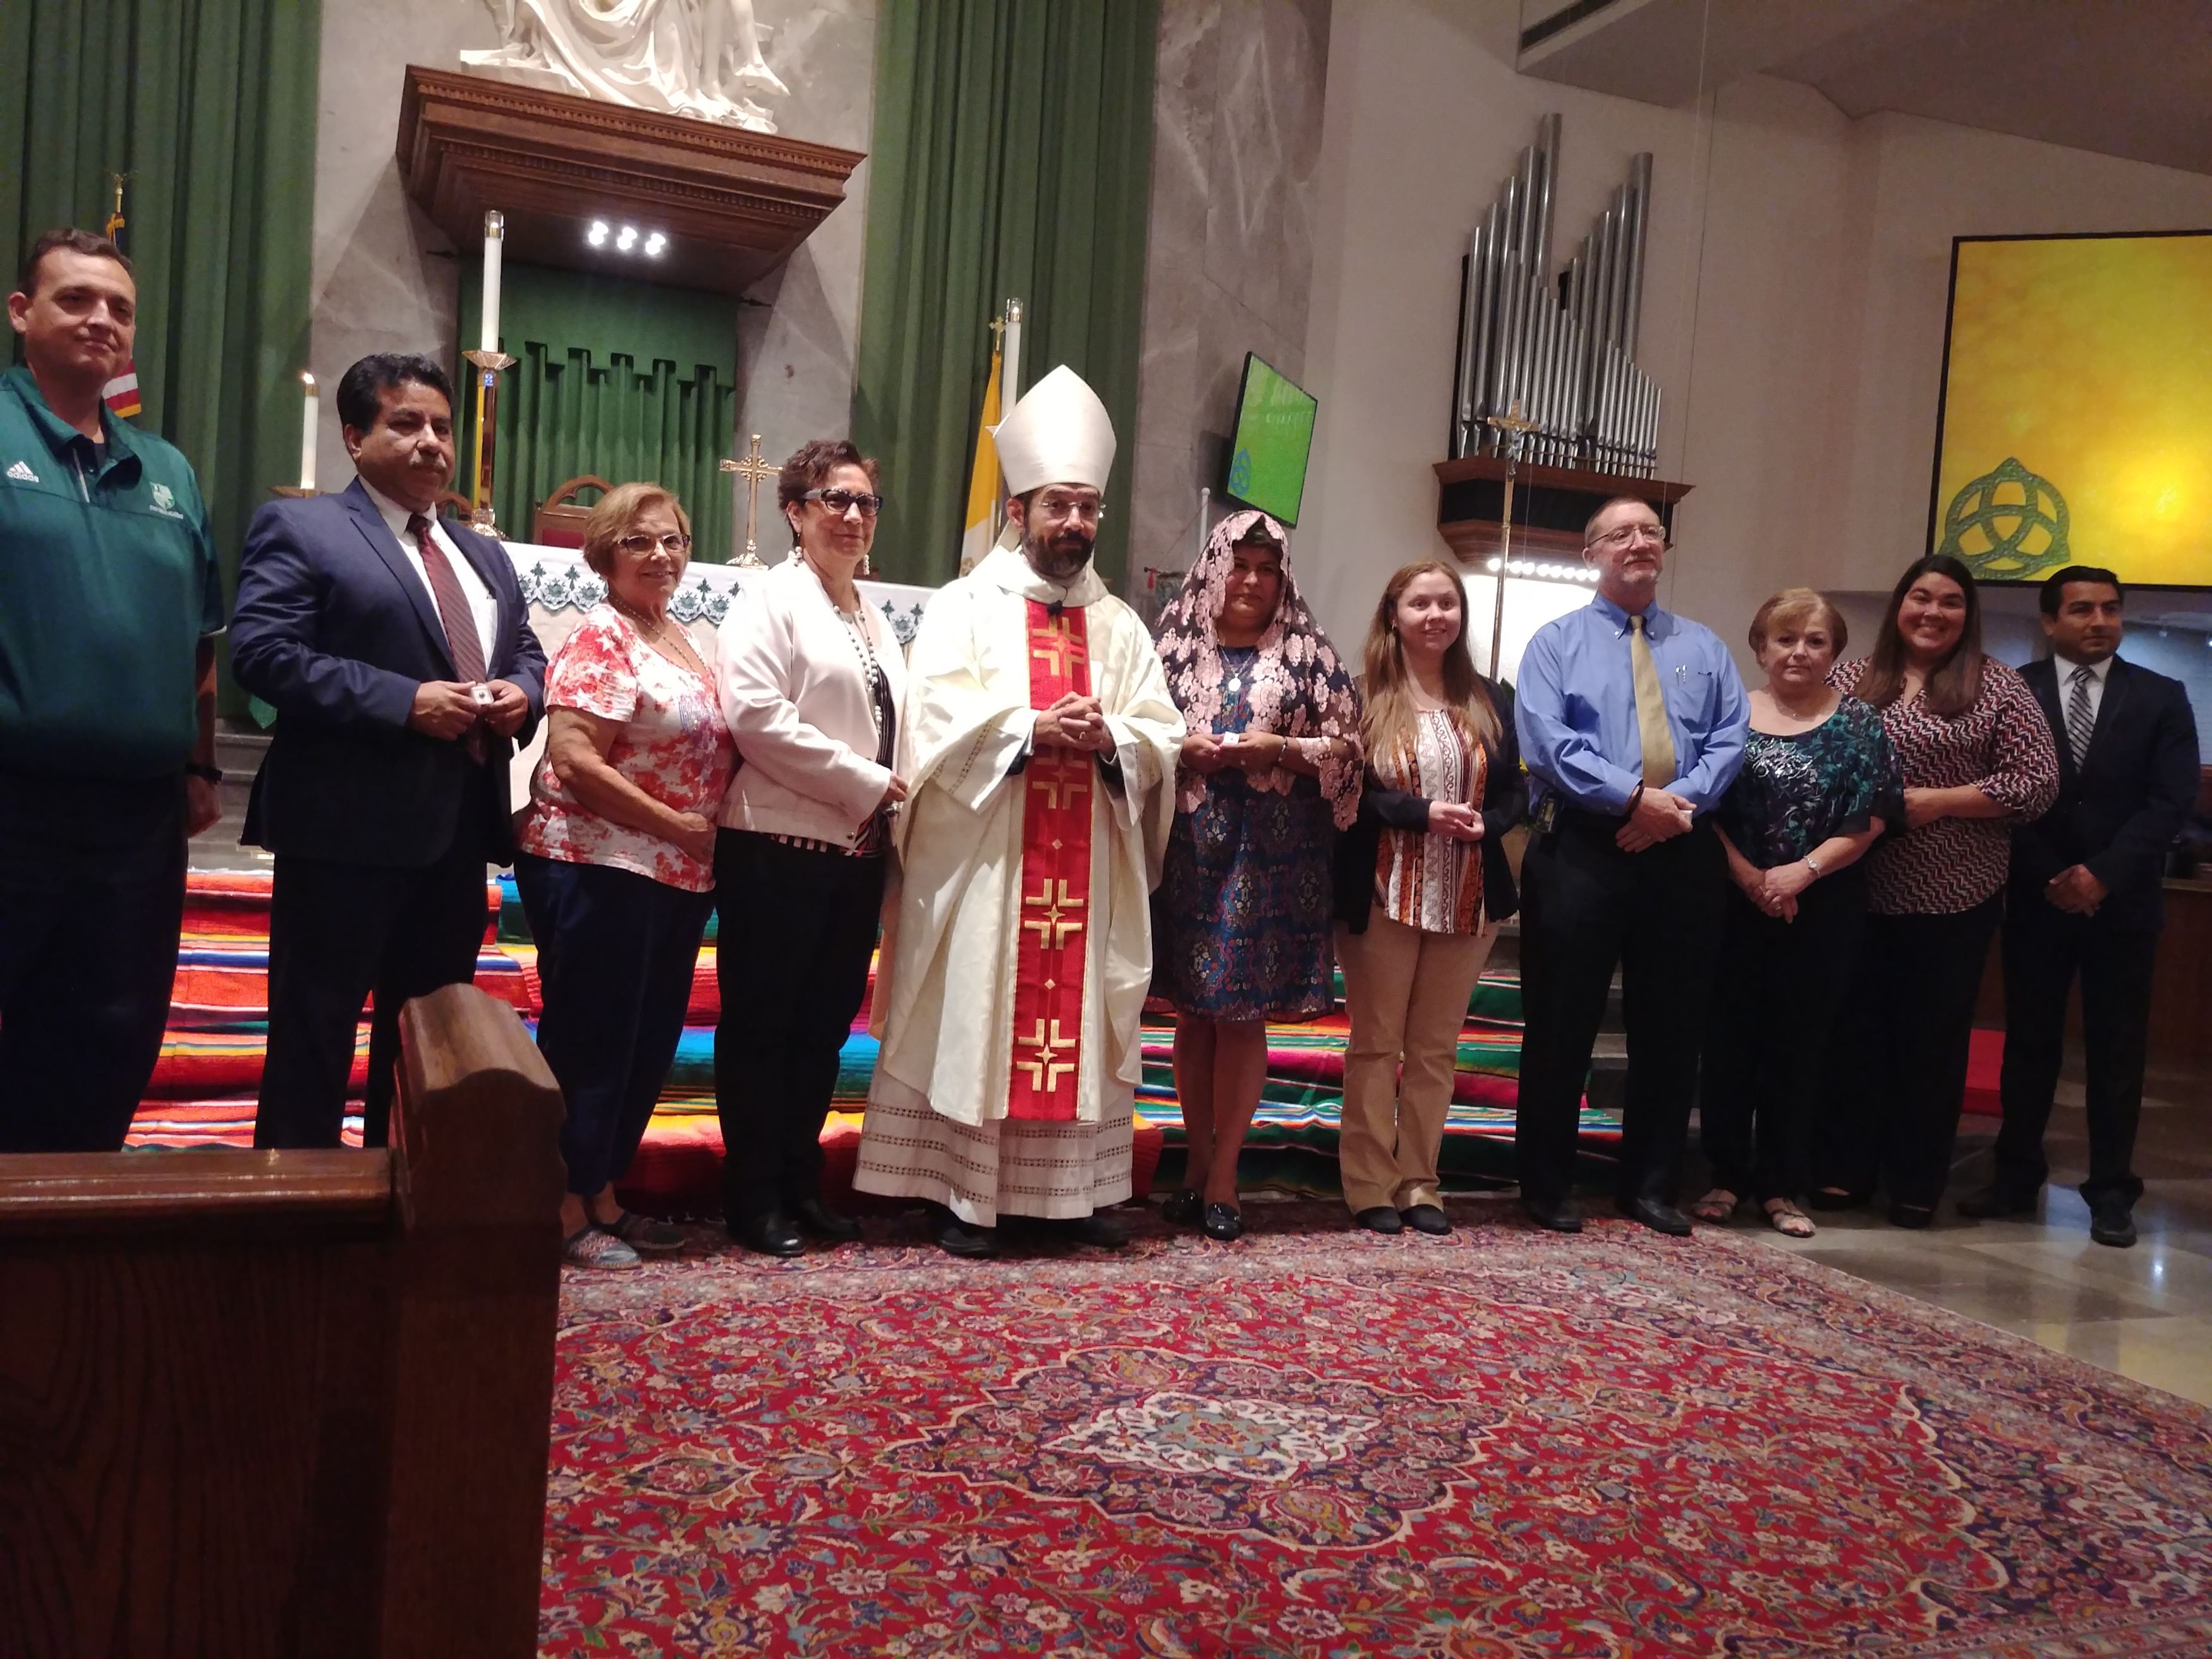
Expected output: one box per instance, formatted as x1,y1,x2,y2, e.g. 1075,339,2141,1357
1,226,225,1152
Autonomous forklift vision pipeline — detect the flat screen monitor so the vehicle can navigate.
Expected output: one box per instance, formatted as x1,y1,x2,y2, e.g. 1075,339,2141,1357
1931,231,2212,588
1225,355,1318,526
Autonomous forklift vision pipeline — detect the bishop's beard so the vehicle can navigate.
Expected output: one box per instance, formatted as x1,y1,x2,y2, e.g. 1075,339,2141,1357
1023,521,1095,585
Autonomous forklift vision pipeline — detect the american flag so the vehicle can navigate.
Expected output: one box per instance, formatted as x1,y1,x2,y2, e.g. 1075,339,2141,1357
102,178,141,421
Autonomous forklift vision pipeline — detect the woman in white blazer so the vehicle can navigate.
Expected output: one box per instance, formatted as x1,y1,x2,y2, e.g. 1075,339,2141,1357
714,439,908,1256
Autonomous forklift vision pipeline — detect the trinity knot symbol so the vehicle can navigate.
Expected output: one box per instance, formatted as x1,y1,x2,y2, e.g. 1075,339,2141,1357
1938,456,2070,580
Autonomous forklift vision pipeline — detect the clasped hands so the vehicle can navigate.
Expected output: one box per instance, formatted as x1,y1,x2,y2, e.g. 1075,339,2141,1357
1181,729,1285,775
408,679,529,740
1615,786,1693,853
2045,863,2107,916
1735,857,1813,922
1035,693,1116,757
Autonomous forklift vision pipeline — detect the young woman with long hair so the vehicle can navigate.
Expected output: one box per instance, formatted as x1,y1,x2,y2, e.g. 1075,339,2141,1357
1330,560,1524,1236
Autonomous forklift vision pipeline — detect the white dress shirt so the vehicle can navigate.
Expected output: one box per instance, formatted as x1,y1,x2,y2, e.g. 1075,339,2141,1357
2055,650,2112,728
360,478,499,672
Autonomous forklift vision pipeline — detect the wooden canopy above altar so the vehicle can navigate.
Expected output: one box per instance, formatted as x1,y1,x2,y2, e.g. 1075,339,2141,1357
397,66,863,295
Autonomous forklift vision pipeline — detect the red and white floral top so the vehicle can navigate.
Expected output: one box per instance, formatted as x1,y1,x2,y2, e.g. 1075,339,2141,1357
516,605,735,892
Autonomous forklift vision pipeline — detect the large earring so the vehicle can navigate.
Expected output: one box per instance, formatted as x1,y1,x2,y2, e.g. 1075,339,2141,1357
859,552,872,577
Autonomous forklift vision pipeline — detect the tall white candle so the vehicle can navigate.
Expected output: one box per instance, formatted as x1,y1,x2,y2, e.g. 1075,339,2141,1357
299,372,318,492
479,210,506,354
1000,297,1022,416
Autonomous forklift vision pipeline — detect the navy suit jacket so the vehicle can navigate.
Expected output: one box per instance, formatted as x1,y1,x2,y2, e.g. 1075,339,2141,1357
230,478,547,868
2009,653,2199,933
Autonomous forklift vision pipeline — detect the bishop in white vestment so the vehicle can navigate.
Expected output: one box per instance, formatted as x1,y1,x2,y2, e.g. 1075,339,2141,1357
854,367,1182,1253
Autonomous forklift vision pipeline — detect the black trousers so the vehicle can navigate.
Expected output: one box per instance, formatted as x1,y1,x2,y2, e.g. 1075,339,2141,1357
256,769,495,1150
1699,873,1866,1204
1814,895,2002,1210
713,830,884,1224
514,853,714,1198
1994,899,2158,1206
0,770,185,1152
1516,815,1727,1205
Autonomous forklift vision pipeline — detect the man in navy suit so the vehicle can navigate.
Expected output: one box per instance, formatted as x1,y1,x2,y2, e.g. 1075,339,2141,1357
231,353,545,1148
1960,566,2199,1247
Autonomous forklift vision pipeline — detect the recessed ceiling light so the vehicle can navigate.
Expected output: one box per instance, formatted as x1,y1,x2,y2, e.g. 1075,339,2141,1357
644,232,667,257
616,226,638,252
587,221,609,248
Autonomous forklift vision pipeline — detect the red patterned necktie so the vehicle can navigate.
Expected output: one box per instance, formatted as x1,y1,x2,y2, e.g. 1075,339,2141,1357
408,513,489,761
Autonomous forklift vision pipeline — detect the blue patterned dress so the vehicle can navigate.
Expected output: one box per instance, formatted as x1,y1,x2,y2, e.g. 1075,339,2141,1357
1153,648,1337,1021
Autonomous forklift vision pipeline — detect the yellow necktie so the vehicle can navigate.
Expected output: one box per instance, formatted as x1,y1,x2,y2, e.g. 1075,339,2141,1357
1630,613,1677,788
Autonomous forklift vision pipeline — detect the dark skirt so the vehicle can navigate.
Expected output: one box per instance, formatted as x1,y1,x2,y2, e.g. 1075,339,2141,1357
1153,772,1335,1022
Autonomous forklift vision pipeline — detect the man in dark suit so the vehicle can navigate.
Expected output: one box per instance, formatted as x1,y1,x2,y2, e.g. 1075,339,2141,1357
1960,566,2199,1247
231,353,545,1148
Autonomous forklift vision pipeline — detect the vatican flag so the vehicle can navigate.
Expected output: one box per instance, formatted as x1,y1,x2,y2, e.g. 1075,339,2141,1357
956,343,1004,574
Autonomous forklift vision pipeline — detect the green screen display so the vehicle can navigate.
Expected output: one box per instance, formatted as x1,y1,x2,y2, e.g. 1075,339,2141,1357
1225,355,1318,525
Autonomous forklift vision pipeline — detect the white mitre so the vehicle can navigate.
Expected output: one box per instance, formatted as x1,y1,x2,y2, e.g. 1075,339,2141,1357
992,364,1116,495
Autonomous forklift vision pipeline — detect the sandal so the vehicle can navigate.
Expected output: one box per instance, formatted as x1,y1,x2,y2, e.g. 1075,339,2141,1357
562,1224,641,1271
1688,1188,1740,1224
1763,1199,1816,1239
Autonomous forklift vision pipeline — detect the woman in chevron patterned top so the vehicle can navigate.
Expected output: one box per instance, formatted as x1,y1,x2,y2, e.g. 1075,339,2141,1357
1811,554,2058,1229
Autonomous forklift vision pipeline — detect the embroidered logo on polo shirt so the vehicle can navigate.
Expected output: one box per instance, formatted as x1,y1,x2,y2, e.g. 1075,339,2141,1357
4,460,37,483
149,481,185,519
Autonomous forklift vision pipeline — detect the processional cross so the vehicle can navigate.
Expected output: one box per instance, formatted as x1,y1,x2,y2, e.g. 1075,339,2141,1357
720,432,777,568
1482,400,1538,680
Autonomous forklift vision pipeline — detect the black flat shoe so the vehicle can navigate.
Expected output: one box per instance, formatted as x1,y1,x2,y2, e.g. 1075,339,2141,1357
1617,1195,1694,1237
1955,1186,2038,1220
935,1217,999,1258
2089,1200,2137,1249
1160,1188,1202,1227
1522,1194,1584,1233
1401,1204,1452,1236
1201,1203,1243,1241
1354,1206,1403,1235
1887,1202,1934,1231
1070,1209,1133,1248
729,1211,805,1257
793,1197,861,1241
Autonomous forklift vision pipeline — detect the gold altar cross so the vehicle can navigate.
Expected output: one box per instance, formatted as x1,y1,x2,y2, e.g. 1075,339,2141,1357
1022,878,1088,948
1016,1018,1078,1095
719,432,777,569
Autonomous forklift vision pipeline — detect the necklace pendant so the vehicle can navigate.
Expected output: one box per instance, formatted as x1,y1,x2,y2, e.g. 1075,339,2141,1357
1227,676,1241,693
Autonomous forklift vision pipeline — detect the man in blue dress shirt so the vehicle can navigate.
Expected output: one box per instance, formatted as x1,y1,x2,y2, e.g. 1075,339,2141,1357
1513,495,1749,1234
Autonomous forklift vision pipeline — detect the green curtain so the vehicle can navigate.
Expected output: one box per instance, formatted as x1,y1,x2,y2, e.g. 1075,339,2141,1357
852,0,1158,589
459,263,739,560
1,0,322,712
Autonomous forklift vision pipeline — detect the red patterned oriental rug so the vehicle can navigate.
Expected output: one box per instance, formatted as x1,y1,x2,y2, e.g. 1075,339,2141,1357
541,1205,2212,1657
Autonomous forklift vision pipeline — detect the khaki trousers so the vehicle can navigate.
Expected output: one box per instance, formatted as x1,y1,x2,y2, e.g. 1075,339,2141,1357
1335,913,1499,1213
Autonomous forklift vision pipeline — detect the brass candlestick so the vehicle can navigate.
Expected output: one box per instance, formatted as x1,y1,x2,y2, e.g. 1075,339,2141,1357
464,347,518,537
1482,401,1538,678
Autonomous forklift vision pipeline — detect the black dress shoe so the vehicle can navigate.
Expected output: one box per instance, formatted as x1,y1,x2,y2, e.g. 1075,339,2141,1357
1401,1204,1452,1236
1354,1206,1404,1235
1160,1188,1202,1227
1522,1194,1584,1233
730,1211,805,1257
935,1216,999,1258
1070,1209,1133,1248
2089,1199,2138,1249
1201,1203,1243,1242
1887,1202,1935,1231
1617,1195,1694,1237
793,1197,861,1241
1956,1186,2039,1220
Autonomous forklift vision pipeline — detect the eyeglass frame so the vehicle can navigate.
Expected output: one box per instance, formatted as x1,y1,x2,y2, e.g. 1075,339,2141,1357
802,487,885,518
1028,490,1106,525
1586,521,1671,552
614,531,695,556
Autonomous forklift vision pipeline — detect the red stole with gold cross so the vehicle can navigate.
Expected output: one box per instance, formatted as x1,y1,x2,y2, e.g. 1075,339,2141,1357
1008,600,1095,1121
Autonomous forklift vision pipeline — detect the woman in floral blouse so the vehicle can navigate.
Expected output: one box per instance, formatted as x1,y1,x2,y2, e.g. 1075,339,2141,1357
1692,589,1899,1239
1811,554,2058,1228
514,482,735,1269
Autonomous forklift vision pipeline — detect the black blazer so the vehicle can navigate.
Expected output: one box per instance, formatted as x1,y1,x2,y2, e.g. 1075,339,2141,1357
230,479,547,868
1334,678,1526,931
2009,653,2199,933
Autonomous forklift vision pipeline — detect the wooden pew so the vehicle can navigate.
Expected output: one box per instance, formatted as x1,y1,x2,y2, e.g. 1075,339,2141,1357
0,984,566,1659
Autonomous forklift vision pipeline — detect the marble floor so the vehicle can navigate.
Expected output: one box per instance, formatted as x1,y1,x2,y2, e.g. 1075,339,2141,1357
1719,1061,2212,1407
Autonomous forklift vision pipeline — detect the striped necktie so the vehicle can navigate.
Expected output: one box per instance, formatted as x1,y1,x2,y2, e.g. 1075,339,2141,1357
1629,613,1678,788
408,513,489,762
2065,663,2095,771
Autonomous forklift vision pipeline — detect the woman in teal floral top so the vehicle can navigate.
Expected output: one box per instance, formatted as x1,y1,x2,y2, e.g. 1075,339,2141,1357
1692,589,1900,1236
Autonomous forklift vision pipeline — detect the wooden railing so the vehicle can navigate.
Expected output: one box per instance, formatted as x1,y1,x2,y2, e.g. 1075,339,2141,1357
0,984,566,1659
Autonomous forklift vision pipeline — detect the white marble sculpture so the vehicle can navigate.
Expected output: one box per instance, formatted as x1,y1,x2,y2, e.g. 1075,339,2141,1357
465,0,791,133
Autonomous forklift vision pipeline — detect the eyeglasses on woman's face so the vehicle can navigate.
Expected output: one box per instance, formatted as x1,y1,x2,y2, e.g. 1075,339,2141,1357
803,487,884,518
617,531,693,556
